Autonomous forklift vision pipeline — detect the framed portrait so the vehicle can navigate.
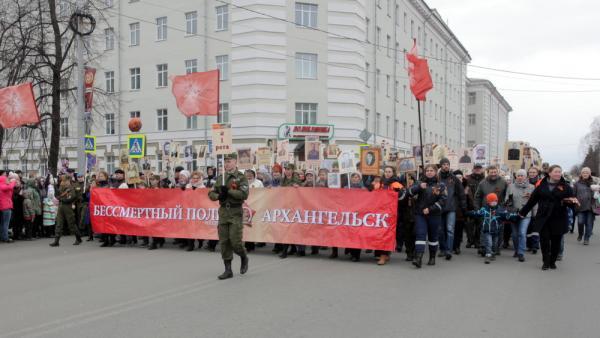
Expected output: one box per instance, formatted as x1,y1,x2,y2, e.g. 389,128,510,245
398,157,417,173
325,144,340,159
327,172,341,188
237,148,253,170
305,140,321,164
360,147,381,176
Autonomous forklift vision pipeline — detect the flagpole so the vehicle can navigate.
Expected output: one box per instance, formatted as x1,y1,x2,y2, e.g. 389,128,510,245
417,99,425,180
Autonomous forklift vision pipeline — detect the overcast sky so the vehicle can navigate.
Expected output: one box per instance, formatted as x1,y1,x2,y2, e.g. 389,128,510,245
426,0,600,169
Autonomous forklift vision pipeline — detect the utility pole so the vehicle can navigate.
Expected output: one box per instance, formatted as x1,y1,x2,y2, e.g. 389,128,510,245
74,2,86,175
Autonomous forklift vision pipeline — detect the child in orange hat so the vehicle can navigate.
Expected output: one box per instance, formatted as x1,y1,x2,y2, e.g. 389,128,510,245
468,193,518,264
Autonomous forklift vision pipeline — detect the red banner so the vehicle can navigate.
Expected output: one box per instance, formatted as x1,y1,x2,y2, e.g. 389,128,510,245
90,188,397,251
84,67,96,113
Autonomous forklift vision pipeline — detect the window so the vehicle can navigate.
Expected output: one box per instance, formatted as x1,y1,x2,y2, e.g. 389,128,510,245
216,5,229,31
60,117,69,137
295,53,317,79
376,69,380,91
130,22,140,46
386,75,390,97
394,119,399,140
295,103,317,124
295,2,317,28
410,20,414,39
403,12,407,32
365,18,370,42
106,155,115,175
185,11,197,35
387,0,390,15
105,113,115,135
130,111,140,118
410,124,414,143
20,128,28,141
417,26,421,43
105,71,114,93
468,140,476,148
218,103,230,123
365,109,370,132
157,109,168,131
386,116,390,137
104,28,114,50
60,78,69,99
130,67,140,90
376,27,381,49
186,115,198,129
365,62,370,87
395,5,399,25
395,81,399,101
156,17,167,41
403,49,407,68
403,122,407,141
216,55,229,80
376,113,381,135
403,85,407,104
468,92,476,104
395,42,400,62
468,114,476,125
386,35,391,57
157,64,168,87
185,59,198,74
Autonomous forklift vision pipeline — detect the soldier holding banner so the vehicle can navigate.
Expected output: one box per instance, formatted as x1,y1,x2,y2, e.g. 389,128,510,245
208,153,250,280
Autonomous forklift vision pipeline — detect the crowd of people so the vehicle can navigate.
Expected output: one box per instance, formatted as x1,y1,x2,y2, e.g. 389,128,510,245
0,160,598,271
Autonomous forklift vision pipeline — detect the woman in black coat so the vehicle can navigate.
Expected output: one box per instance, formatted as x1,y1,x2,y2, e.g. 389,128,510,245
519,165,578,270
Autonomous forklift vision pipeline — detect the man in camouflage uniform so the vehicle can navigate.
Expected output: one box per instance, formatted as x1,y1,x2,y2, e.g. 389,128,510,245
279,163,301,258
208,153,250,280
50,176,82,247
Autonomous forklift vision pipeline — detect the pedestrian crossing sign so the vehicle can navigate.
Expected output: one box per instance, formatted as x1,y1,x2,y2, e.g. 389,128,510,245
128,134,146,159
84,135,96,154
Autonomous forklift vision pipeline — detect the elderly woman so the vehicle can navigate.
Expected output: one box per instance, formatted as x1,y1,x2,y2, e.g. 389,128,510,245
573,167,597,245
519,165,577,270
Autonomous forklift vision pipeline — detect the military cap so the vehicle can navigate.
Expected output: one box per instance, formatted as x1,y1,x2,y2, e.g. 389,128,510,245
224,152,238,160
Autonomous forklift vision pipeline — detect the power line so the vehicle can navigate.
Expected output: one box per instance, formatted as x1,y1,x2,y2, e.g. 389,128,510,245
217,0,600,82
499,88,600,93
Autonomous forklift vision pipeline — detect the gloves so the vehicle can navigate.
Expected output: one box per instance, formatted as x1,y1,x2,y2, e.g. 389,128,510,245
218,186,229,202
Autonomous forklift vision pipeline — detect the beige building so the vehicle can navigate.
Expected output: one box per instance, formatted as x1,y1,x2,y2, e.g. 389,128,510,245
465,78,512,163
3,0,475,174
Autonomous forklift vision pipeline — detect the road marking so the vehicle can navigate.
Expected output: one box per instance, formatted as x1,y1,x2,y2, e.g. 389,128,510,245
0,259,288,338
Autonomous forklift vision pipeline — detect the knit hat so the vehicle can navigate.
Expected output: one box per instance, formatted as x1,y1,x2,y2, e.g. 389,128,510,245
272,163,283,173
516,169,527,177
179,170,191,179
486,193,498,204
439,158,450,166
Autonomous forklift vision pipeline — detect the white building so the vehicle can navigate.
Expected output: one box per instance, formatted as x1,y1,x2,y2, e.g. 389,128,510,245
465,78,512,163
3,0,472,174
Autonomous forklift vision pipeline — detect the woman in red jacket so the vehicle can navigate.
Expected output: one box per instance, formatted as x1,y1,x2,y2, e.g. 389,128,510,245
0,174,17,242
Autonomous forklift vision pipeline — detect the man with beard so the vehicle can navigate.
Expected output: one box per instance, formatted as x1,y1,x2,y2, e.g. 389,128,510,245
474,166,508,255
465,164,485,249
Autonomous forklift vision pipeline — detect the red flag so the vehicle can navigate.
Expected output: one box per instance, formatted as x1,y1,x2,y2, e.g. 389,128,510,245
171,69,219,117
0,82,39,128
406,39,433,101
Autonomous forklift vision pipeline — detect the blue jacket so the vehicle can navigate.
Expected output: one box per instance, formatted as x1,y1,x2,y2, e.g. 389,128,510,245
468,206,516,233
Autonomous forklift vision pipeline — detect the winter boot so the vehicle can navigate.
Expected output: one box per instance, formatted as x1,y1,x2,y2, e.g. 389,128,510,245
49,236,60,247
240,255,249,275
427,252,436,266
218,260,233,280
412,252,423,268
73,235,82,245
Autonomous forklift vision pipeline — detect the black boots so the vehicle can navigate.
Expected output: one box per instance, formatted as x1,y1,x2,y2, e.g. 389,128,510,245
413,252,423,268
73,236,82,245
49,236,60,247
427,252,436,266
240,255,249,274
218,260,233,280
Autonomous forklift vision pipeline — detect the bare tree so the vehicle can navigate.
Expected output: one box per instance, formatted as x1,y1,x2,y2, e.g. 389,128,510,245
0,0,112,175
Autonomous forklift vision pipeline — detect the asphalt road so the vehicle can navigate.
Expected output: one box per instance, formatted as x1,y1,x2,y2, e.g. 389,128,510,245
1,232,599,338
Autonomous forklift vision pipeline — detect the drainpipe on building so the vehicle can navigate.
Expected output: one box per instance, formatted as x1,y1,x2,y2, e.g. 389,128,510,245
203,0,209,169
372,0,378,145
392,0,398,150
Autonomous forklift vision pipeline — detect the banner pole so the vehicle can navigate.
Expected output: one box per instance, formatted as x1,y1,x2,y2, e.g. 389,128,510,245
417,99,426,180
222,155,225,186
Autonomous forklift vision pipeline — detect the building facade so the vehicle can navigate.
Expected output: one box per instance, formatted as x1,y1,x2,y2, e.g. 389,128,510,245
3,0,475,174
465,78,512,163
